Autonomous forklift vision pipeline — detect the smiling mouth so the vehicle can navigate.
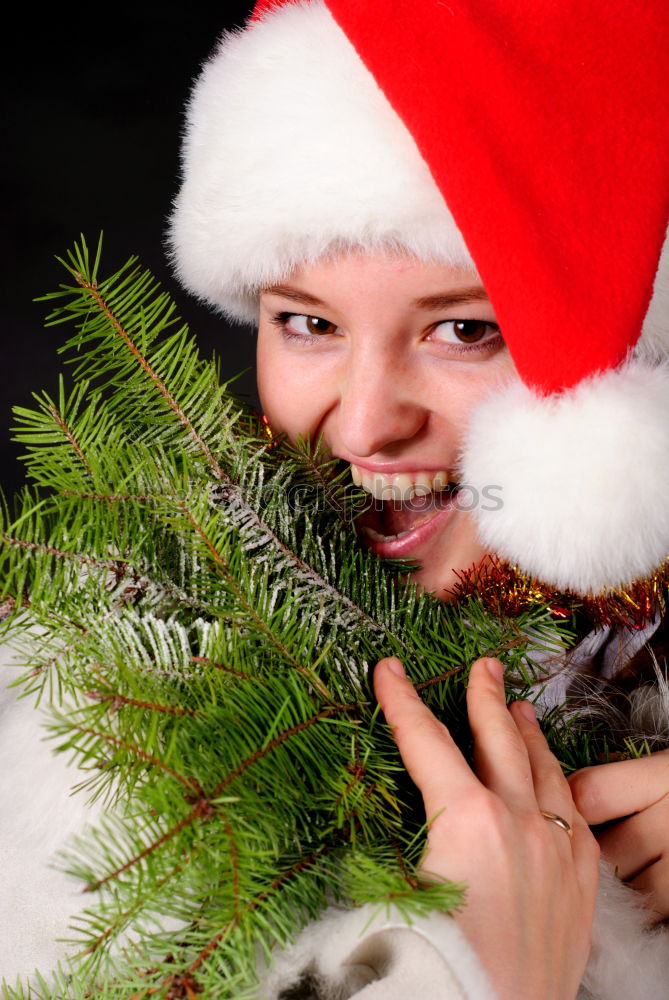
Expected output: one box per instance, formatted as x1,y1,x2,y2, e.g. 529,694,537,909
351,465,459,542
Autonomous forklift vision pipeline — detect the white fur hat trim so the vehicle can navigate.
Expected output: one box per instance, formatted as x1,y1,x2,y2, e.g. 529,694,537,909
168,1,475,324
461,360,669,594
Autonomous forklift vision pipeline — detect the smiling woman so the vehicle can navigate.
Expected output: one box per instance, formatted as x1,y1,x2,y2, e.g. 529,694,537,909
257,253,515,598
172,0,669,597
166,0,669,996
3,0,669,997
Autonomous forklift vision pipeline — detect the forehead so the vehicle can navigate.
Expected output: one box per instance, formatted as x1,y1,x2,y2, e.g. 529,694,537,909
261,251,488,313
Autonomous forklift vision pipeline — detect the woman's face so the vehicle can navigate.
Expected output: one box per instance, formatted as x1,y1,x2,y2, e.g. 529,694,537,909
257,252,518,599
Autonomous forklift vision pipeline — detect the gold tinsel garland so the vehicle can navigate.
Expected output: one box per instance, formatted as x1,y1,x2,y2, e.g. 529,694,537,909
450,555,669,630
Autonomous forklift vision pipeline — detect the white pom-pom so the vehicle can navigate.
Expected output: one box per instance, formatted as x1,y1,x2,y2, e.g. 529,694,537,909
461,362,669,594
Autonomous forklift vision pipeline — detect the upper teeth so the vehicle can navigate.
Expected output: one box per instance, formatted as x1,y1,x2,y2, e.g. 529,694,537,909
350,465,450,501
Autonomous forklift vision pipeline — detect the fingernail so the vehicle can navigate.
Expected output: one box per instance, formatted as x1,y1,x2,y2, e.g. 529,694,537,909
485,658,504,682
386,658,406,678
517,700,539,725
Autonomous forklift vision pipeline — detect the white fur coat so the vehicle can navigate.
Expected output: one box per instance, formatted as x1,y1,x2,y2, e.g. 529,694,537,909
2,637,669,999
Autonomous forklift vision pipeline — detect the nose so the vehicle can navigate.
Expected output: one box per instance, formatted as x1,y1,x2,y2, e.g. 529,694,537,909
334,348,428,457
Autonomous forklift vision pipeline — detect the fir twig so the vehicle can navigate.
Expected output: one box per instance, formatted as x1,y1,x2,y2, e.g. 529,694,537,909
0,239,584,998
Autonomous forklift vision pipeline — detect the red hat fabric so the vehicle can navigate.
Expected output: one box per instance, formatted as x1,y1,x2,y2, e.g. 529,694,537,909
254,0,669,395
171,0,669,595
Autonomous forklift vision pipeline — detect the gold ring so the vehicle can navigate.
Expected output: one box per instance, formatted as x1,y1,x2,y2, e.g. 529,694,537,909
540,810,573,839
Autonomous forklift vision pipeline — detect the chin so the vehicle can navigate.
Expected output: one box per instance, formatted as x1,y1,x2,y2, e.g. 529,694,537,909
407,520,491,602
409,566,461,602
409,561,475,602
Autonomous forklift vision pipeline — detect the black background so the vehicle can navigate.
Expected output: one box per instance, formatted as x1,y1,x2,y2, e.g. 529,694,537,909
2,2,258,497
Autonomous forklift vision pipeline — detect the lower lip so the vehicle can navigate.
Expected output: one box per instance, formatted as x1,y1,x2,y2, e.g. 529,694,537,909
359,501,457,559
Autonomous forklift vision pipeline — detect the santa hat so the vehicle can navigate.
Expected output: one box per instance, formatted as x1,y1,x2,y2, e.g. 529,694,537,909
169,0,669,598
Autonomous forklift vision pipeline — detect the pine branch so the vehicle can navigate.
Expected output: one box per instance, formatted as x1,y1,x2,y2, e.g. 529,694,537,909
46,401,94,478
174,499,337,701
209,702,360,800
1,532,125,573
83,856,192,957
44,246,398,642
84,686,196,717
186,842,332,978
72,271,229,483
69,724,203,802
190,656,255,682
0,239,589,997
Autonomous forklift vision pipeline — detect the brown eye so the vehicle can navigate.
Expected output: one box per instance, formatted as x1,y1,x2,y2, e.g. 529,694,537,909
305,316,337,335
453,320,490,343
432,319,500,345
281,314,340,337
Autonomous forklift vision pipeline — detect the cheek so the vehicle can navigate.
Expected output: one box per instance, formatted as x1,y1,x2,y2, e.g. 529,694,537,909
428,362,513,439
256,332,292,431
441,353,518,425
256,327,331,439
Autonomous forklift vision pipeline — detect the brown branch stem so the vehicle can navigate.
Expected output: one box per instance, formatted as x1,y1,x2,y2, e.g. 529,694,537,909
187,843,331,975
191,656,255,682
86,685,195,716
84,857,189,954
61,489,168,503
77,276,229,482
415,663,467,691
209,703,359,801
177,503,334,702
2,533,122,572
86,801,207,893
87,703,358,896
71,725,203,804
47,403,94,478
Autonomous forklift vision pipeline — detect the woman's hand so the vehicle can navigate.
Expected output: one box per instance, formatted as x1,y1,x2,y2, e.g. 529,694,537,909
569,750,669,922
374,656,600,1000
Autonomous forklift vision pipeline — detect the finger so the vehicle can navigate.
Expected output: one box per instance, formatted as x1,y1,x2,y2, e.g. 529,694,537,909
468,658,534,811
569,750,669,825
596,796,669,880
568,819,602,909
510,700,576,824
509,698,601,893
629,855,669,923
374,657,477,818
510,699,602,889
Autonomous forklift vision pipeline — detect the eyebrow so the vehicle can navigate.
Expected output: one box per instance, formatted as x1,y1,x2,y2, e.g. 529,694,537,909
263,285,327,307
413,287,490,309
263,284,490,310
